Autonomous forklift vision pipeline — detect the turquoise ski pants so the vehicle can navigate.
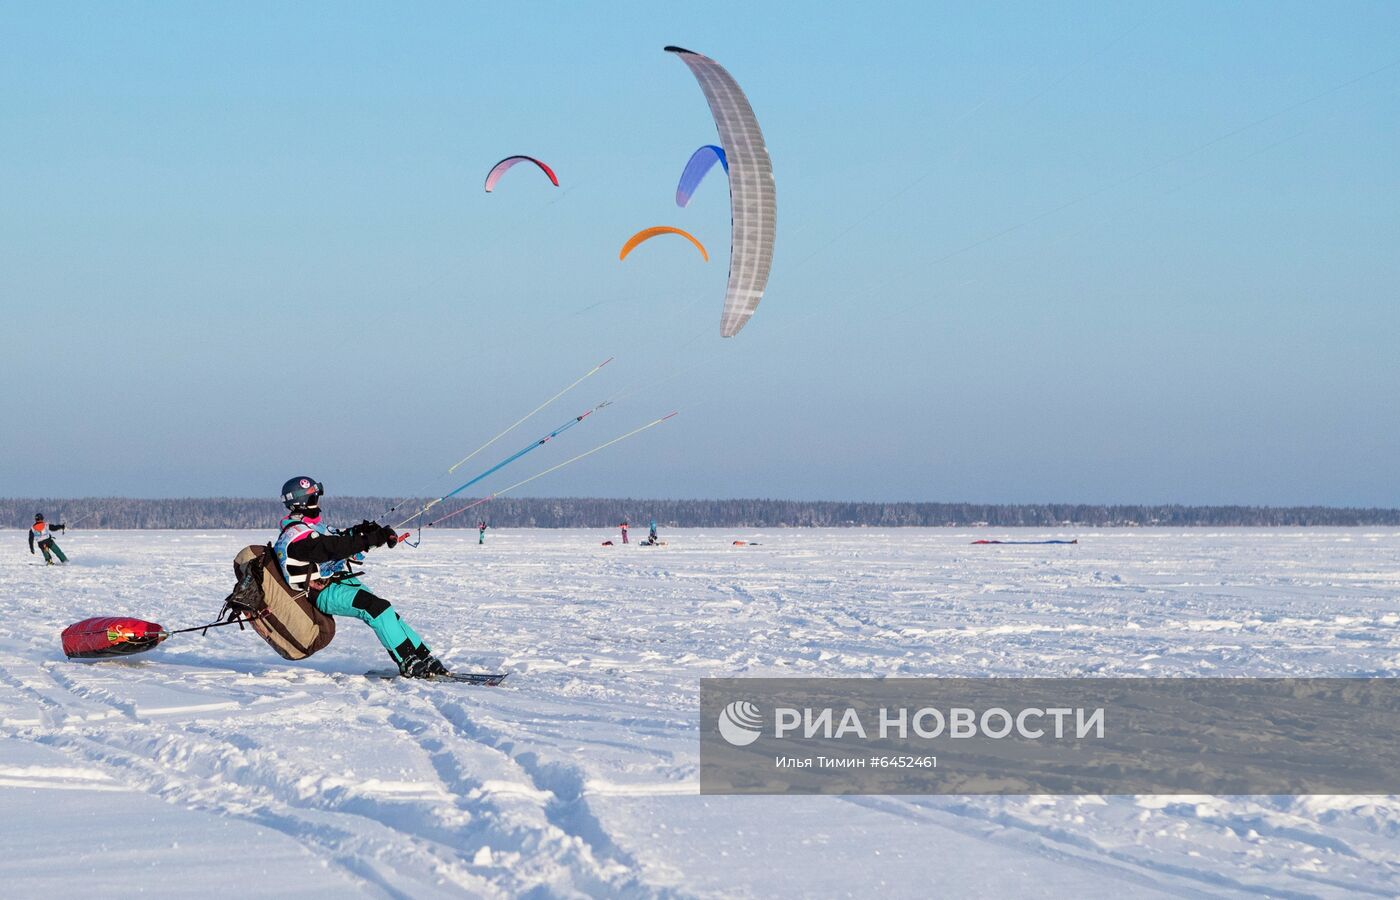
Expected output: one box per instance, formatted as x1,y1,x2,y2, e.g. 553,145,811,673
314,578,427,664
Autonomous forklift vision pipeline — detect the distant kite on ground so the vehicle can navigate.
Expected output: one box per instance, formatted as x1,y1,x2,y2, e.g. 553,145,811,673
665,46,775,338
484,155,559,192
974,537,1080,545
619,226,710,262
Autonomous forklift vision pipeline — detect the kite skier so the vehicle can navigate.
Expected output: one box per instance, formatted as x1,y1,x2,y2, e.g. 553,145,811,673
620,520,629,544
478,520,487,545
29,513,67,564
274,476,448,678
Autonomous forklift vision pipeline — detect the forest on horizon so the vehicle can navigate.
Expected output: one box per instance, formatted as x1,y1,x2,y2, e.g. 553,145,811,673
4,497,1398,529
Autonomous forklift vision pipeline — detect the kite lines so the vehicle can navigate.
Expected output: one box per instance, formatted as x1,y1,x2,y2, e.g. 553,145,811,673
381,357,613,522
415,412,678,532
447,356,613,474
395,401,612,531
381,355,677,541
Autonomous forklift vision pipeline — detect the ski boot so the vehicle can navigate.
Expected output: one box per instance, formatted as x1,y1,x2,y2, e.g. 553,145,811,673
398,646,450,679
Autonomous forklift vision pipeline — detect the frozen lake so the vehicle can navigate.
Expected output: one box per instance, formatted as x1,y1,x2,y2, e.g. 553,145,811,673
3,528,1399,897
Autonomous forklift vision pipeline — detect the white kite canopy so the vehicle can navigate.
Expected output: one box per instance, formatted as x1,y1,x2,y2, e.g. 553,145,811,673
665,46,776,338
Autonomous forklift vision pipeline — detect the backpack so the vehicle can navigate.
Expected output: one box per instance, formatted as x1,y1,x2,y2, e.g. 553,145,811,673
222,544,336,660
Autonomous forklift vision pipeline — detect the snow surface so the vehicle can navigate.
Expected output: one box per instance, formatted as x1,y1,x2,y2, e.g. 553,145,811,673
3,527,1400,898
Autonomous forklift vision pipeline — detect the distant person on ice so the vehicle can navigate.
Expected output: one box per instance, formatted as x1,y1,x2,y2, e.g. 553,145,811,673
29,513,67,565
620,520,629,544
648,519,658,545
478,520,487,545
274,476,448,678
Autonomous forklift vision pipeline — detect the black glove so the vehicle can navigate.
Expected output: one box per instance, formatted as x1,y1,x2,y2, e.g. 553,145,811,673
55,524,66,531
376,526,399,548
350,520,380,538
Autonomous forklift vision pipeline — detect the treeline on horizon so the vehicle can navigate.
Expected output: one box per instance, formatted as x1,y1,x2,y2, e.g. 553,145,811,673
4,497,1399,529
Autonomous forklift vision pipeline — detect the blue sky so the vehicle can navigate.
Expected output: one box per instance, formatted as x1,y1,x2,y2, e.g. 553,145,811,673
2,1,1397,504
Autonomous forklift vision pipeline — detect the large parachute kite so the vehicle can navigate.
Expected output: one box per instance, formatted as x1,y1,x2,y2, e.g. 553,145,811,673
484,155,559,192
665,46,776,338
620,226,709,262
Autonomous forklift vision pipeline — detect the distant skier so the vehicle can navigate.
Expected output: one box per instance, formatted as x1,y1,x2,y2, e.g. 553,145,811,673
648,519,658,545
478,520,487,545
620,520,629,544
273,476,448,678
29,513,67,565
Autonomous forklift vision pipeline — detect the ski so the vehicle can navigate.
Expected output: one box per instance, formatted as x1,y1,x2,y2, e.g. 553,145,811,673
364,669,508,685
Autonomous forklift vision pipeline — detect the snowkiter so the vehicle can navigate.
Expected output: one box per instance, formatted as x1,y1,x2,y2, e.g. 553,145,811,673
29,514,67,564
478,520,487,545
273,476,447,678
648,519,658,544
620,520,629,544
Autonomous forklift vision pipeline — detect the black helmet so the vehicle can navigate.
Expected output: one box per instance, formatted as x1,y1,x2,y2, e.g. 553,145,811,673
35,513,44,522
280,476,324,510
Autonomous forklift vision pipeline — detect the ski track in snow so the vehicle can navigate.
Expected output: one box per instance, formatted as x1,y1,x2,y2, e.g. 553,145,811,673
2,528,1400,897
